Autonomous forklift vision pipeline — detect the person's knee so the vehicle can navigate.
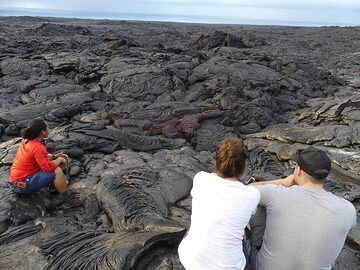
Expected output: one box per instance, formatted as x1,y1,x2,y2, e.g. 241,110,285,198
55,167,64,176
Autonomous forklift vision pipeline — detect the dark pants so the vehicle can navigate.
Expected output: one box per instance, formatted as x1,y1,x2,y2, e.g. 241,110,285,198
249,206,267,270
10,170,56,194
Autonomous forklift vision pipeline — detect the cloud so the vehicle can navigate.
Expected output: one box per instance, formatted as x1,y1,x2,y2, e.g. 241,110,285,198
0,0,359,25
2,0,360,11
140,0,360,10
0,1,49,9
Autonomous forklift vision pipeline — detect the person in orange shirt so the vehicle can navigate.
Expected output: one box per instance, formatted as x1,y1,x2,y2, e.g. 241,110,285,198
9,118,69,194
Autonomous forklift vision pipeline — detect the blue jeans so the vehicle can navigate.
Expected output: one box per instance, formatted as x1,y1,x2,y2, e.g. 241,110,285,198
243,240,250,266
10,170,56,194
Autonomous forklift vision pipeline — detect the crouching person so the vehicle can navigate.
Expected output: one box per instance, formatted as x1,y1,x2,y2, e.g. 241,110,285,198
8,118,69,194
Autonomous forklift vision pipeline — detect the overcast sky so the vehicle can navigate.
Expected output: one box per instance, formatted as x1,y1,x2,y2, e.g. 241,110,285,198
0,0,359,26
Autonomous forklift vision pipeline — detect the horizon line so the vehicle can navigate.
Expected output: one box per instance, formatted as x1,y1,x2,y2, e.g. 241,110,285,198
0,7,359,27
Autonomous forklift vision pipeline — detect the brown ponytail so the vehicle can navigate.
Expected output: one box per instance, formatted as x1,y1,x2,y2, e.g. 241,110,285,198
215,137,247,179
21,118,47,140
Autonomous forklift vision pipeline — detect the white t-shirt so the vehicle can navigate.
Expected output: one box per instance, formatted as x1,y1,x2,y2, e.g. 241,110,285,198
178,171,260,270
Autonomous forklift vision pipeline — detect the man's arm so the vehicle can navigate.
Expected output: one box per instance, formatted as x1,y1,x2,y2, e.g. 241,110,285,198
250,174,296,188
249,175,295,207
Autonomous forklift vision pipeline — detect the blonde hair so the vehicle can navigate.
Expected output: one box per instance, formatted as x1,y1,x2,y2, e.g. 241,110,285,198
215,137,247,179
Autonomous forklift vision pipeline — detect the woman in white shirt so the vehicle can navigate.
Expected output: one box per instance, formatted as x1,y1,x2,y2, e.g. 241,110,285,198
178,137,260,270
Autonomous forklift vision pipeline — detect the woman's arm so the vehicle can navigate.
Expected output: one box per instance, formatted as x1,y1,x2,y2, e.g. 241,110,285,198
51,157,67,167
34,144,66,172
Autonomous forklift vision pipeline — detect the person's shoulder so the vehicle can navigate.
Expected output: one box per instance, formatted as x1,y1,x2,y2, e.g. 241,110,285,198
191,171,212,194
28,140,46,150
320,191,356,217
245,185,261,202
28,140,44,146
193,171,212,183
194,171,210,179
257,183,287,193
333,195,357,226
245,185,261,196
256,184,291,203
333,195,356,213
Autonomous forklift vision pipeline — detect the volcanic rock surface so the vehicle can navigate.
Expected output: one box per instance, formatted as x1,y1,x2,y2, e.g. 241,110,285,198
0,16,359,269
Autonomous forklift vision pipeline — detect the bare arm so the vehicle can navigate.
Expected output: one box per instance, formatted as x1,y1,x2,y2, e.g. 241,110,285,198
54,151,69,162
250,174,296,187
51,157,67,167
49,151,69,166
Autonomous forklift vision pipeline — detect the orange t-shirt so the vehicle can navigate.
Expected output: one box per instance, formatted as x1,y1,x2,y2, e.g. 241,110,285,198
9,140,57,183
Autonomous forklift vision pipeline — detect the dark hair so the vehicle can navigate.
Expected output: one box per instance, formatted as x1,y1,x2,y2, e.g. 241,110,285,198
21,119,47,140
313,169,330,181
215,137,247,179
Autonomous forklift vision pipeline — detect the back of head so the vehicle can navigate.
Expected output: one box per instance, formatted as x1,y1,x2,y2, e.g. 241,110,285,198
291,146,331,181
21,118,47,140
215,137,247,179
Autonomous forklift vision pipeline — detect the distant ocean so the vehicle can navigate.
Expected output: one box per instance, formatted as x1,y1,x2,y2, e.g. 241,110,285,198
0,8,355,27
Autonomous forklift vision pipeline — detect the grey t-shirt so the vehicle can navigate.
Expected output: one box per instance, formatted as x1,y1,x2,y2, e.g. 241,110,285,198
256,185,357,270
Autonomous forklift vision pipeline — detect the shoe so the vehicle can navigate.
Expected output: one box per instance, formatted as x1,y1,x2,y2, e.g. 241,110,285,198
61,190,87,209
47,184,59,195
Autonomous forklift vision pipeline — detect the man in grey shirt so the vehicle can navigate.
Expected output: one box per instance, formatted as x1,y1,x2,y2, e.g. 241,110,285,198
250,147,357,270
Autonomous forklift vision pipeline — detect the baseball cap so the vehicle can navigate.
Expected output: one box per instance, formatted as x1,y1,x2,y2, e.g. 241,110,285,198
291,147,331,180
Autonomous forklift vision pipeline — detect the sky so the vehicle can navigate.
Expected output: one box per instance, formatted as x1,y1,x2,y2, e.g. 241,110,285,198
0,0,359,26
